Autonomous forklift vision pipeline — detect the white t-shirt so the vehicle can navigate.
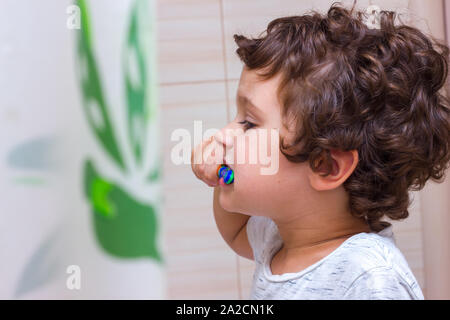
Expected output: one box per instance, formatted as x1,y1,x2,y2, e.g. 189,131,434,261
246,215,424,300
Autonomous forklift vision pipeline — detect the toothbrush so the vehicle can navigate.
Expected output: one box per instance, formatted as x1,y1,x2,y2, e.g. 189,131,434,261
217,164,234,185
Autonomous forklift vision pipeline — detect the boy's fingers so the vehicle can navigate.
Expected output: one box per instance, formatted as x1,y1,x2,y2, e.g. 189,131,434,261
203,157,218,181
202,138,220,165
212,141,225,164
205,140,225,166
207,181,218,187
191,137,222,187
193,136,214,165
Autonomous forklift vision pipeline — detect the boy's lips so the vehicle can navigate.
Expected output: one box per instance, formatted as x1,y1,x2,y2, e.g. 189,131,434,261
219,177,231,187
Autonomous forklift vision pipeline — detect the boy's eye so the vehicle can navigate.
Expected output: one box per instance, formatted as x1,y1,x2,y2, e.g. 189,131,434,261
238,120,256,131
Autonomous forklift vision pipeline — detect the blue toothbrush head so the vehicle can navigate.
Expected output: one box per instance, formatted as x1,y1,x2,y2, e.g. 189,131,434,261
216,164,234,184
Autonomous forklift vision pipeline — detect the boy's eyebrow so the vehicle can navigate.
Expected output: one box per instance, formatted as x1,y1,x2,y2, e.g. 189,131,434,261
236,93,265,117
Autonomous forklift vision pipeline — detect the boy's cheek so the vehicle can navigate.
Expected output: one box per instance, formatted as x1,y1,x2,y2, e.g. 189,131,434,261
234,163,279,199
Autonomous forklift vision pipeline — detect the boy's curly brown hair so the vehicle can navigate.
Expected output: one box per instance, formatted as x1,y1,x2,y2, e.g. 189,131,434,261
233,1,450,231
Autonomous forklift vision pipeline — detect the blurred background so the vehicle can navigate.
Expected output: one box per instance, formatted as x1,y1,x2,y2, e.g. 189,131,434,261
0,0,449,299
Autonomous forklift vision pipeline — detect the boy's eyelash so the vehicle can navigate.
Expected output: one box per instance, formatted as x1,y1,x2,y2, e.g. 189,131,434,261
238,120,256,130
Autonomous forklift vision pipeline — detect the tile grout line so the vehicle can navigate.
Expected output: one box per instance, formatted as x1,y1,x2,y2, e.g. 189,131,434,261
159,78,239,87
219,0,242,300
219,0,231,124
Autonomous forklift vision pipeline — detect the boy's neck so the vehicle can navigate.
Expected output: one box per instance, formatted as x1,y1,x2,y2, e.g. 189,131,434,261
271,209,371,256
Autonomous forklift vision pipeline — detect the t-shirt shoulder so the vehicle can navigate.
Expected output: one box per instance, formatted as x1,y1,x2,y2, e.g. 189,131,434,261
335,227,420,291
246,215,424,299
342,265,424,299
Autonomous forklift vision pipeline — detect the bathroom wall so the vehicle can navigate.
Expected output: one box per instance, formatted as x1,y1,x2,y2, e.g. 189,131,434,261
159,0,450,299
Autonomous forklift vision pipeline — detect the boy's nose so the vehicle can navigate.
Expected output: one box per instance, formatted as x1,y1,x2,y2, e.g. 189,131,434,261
213,128,234,148
213,127,235,165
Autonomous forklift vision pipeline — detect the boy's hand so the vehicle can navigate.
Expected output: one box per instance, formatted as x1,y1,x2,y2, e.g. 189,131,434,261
191,135,224,187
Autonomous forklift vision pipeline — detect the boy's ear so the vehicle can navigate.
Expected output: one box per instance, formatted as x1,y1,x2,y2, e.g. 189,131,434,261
307,149,358,191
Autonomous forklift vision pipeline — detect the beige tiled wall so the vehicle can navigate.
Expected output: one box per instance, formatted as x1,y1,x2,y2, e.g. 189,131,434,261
158,0,429,299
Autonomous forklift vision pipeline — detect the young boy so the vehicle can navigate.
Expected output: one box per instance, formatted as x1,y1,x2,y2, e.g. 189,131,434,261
191,3,450,299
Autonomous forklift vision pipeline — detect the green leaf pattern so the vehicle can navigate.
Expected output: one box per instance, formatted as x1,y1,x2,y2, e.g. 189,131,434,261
76,0,162,262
